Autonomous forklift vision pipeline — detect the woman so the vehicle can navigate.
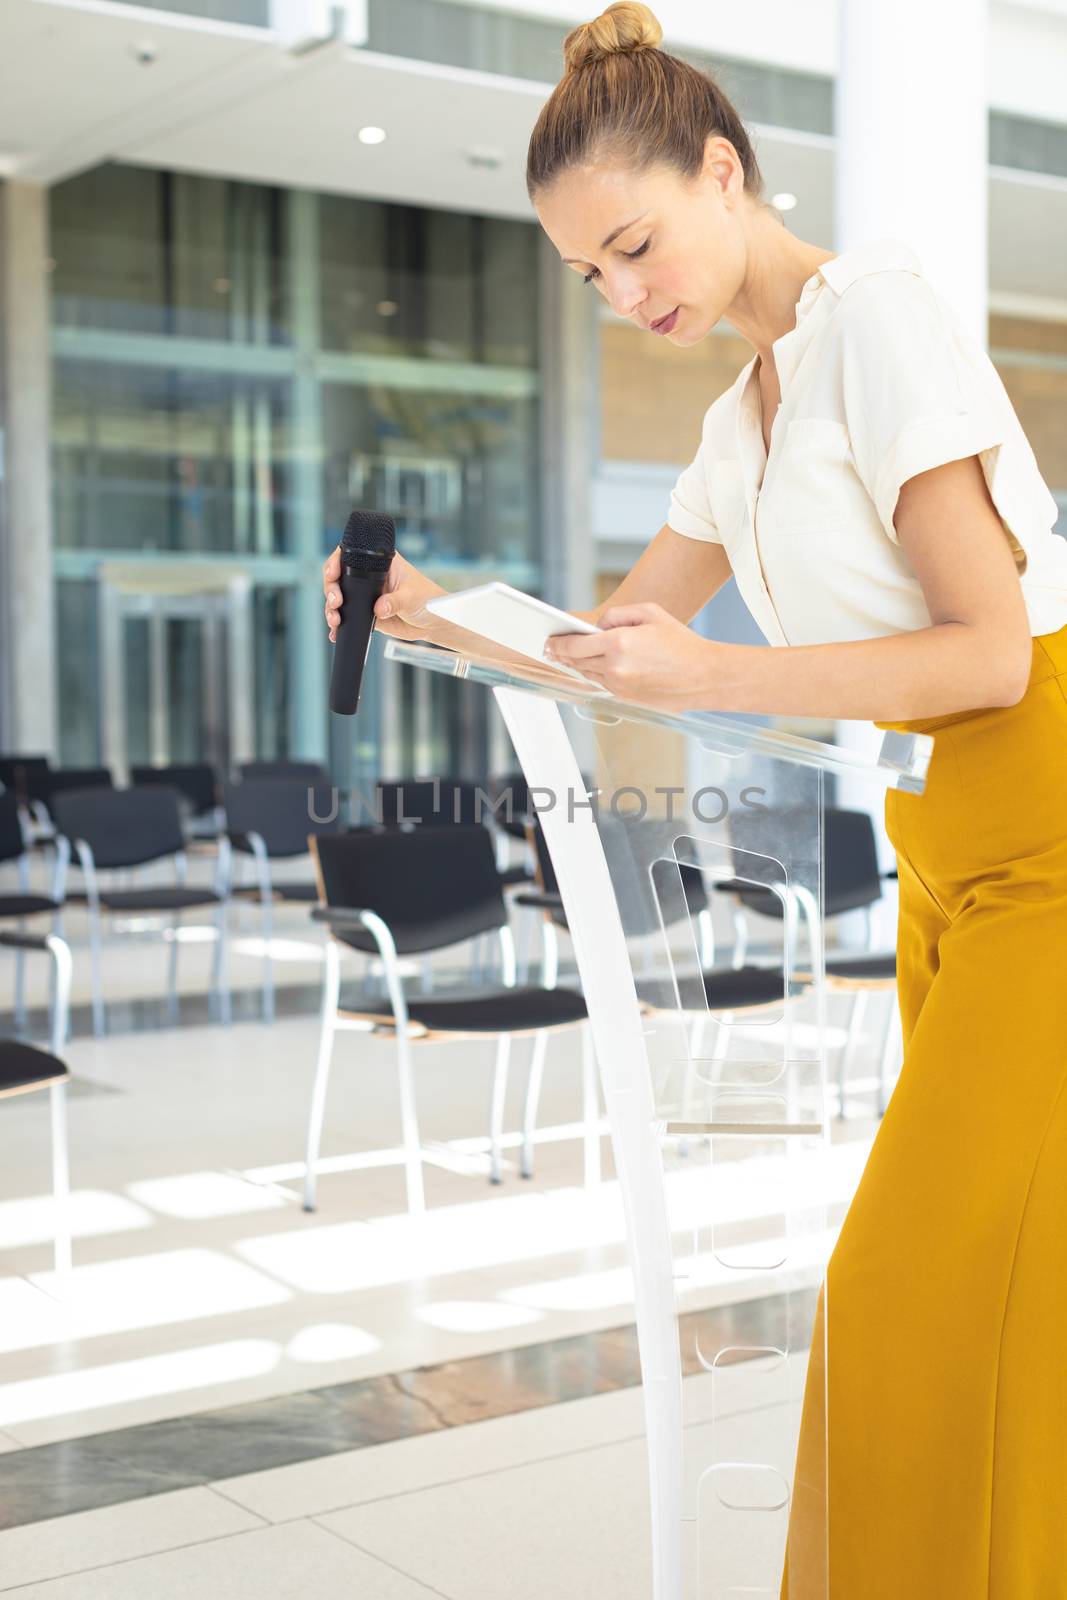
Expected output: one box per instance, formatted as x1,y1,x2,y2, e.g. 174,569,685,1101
324,5,1067,1594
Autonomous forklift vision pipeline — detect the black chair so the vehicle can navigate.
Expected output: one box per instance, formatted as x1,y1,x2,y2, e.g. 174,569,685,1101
222,779,343,1022
304,825,590,1212
0,927,74,1295
132,764,221,839
24,768,114,842
239,760,333,788
52,787,230,1036
373,778,485,829
0,793,65,1035
371,779,536,978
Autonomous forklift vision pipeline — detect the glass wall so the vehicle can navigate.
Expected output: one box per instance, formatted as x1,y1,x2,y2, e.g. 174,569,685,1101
49,163,542,784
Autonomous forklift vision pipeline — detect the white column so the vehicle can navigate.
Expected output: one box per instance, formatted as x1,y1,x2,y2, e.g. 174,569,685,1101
833,0,989,907
538,232,598,611
835,0,989,344
0,181,57,757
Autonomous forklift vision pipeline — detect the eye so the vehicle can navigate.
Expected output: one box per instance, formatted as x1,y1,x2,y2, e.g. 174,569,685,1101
582,239,650,286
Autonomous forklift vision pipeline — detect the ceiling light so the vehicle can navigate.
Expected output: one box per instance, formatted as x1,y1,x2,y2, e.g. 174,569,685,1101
358,126,387,146
771,192,798,212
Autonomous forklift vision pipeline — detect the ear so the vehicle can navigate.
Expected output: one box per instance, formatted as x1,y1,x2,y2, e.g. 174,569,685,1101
702,135,744,206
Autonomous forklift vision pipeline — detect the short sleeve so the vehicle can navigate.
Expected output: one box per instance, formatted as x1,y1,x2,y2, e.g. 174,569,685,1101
667,449,723,544
836,274,1005,544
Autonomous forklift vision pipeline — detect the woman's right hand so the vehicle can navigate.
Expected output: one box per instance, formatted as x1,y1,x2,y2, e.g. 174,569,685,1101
324,547,446,644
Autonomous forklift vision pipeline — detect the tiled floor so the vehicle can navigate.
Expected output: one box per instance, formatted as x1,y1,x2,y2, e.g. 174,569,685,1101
1,873,890,1592
0,1372,806,1596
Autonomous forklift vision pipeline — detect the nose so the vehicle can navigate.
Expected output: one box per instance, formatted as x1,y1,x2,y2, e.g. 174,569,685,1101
606,271,647,321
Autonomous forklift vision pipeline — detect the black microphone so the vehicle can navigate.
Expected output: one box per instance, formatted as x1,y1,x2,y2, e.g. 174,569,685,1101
329,510,396,716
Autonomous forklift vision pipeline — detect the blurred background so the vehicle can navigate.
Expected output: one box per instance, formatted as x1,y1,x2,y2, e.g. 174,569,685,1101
0,5,1065,1590
3,0,1062,794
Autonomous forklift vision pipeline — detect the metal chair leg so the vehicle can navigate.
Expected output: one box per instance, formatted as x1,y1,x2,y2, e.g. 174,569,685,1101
211,900,231,1026
87,902,106,1038
488,1033,512,1184
13,927,27,1034
166,913,181,1025
836,988,869,1122
581,1022,601,1188
542,919,559,990
520,1030,548,1179
303,938,341,1212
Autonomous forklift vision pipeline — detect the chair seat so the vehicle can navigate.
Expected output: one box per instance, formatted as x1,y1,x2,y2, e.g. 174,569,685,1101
498,865,536,888
345,984,588,1034
236,881,319,903
0,1039,69,1097
97,887,224,913
640,963,807,1013
513,890,564,912
0,895,60,918
826,952,897,982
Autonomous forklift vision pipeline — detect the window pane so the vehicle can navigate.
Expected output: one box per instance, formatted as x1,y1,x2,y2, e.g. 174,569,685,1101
51,164,290,344
53,361,294,554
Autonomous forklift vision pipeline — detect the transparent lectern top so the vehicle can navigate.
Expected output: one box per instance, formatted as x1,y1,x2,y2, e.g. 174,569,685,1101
383,636,932,794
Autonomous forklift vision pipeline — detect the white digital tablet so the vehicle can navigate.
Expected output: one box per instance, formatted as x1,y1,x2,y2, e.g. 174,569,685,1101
425,581,609,693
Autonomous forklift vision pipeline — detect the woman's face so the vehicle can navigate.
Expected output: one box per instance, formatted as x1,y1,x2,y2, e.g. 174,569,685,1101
535,138,748,345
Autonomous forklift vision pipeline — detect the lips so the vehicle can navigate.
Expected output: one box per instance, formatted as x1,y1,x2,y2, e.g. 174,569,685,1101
650,307,680,335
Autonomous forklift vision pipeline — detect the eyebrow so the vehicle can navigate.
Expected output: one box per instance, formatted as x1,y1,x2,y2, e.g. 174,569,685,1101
561,212,649,265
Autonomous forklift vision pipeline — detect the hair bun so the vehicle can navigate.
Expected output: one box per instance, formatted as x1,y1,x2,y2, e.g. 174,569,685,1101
563,3,664,74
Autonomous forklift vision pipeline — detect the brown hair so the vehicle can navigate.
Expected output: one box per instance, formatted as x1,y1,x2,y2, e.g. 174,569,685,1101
526,2,763,203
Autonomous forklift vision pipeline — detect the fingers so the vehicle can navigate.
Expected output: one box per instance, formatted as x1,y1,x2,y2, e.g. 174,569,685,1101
597,603,659,629
324,547,342,643
545,629,612,664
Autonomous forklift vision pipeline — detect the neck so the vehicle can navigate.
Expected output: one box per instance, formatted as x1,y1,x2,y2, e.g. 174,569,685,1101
725,209,837,371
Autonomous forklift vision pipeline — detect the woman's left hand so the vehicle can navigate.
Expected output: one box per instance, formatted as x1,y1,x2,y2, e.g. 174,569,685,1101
545,602,728,712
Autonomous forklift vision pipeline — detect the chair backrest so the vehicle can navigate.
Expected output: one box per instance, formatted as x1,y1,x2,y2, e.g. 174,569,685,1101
488,770,532,839
312,824,508,956
375,778,486,829
28,766,113,816
529,814,708,933
52,786,185,870
727,806,883,920
132,763,218,816
0,792,27,865
0,755,50,804
239,760,332,787
223,779,341,858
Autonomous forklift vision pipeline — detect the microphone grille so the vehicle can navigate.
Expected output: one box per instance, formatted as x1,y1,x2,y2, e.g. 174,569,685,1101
339,510,396,572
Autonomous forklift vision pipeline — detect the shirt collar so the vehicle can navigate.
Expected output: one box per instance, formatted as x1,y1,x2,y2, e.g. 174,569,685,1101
815,237,923,298
765,237,923,390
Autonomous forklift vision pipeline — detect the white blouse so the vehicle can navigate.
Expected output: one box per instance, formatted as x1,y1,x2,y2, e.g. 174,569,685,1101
667,238,1067,646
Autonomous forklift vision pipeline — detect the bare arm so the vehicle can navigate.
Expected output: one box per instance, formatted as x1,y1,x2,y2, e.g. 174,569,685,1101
571,524,734,626
547,456,1034,719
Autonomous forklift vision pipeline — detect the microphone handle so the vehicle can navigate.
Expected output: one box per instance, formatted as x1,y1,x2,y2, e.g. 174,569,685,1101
329,566,390,716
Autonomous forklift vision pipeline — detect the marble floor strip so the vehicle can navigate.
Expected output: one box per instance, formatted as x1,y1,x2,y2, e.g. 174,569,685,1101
0,1292,805,1532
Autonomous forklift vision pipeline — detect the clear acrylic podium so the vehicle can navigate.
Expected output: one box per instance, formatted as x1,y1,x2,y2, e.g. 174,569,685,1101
384,634,932,1600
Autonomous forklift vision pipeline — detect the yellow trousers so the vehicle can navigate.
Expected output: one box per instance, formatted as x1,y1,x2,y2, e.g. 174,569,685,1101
781,622,1067,1599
